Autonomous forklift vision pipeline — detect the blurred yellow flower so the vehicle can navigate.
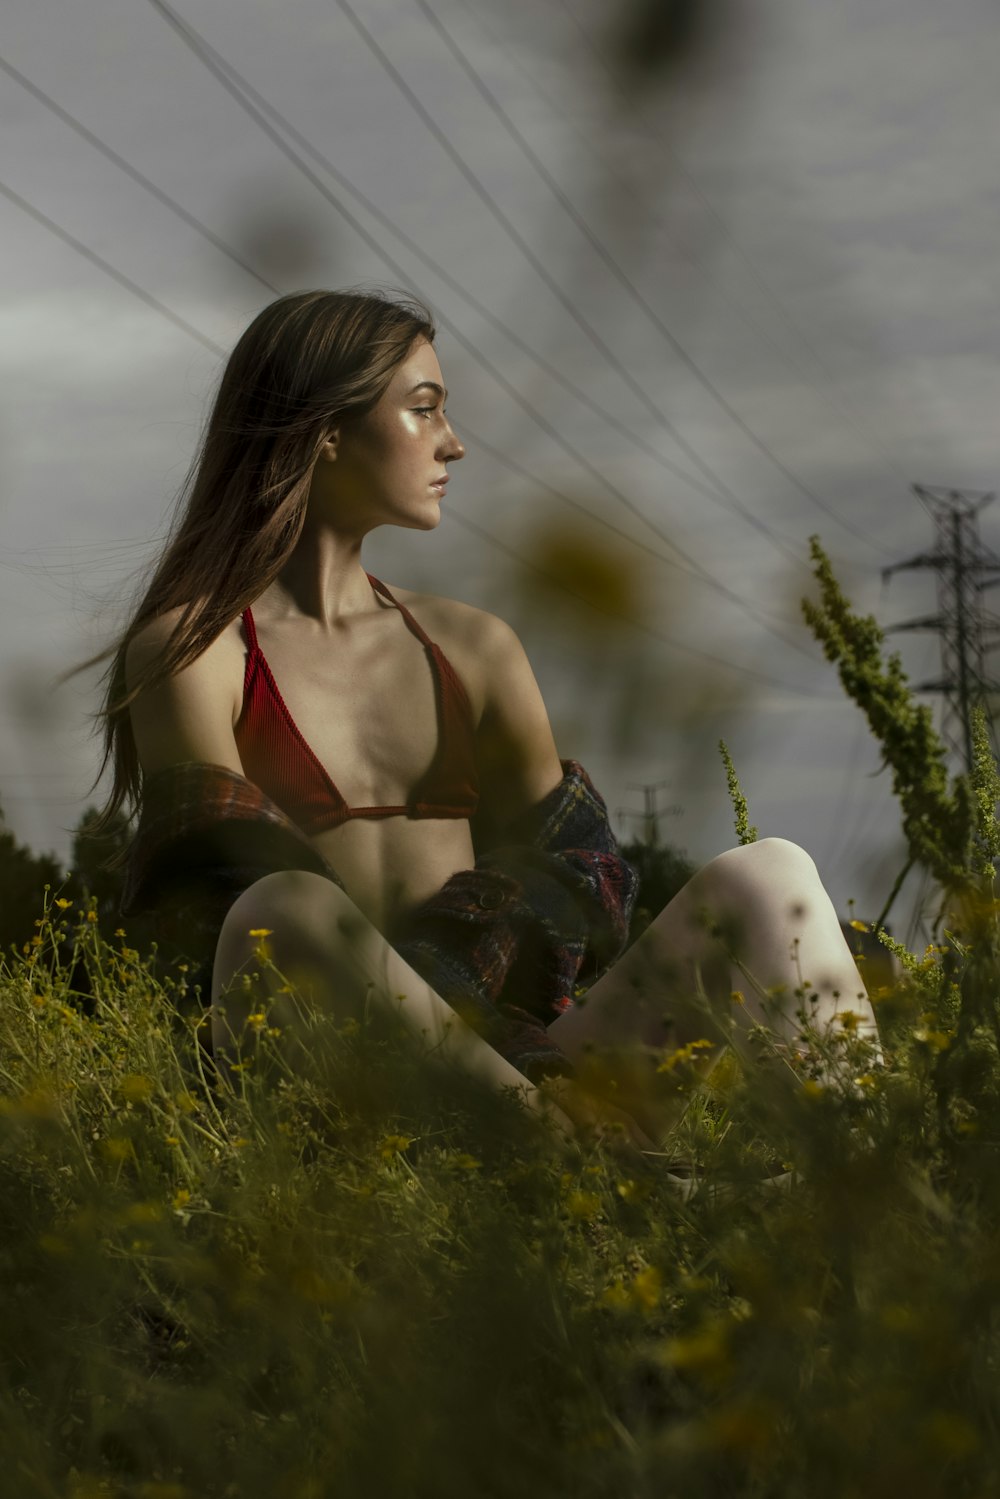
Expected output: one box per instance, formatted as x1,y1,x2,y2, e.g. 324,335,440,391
632,1265,661,1311
101,1137,134,1163
662,1320,732,1382
565,1189,602,1221
120,1074,154,1104
379,1133,415,1159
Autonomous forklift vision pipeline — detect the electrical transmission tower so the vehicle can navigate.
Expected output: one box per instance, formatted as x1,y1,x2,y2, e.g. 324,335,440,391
882,485,1000,771
617,780,681,846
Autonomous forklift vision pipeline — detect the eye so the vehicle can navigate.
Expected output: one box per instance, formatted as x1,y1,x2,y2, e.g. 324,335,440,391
413,406,437,419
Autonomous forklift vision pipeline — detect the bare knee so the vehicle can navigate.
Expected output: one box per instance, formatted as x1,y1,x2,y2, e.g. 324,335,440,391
213,871,372,1003
223,870,367,945
650,837,823,950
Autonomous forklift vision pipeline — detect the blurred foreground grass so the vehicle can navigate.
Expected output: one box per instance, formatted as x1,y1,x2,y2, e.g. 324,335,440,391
5,537,1000,1497
1,891,997,1499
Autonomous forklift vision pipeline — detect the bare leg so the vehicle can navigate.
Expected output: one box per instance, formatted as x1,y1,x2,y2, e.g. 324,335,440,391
546,838,882,1141
210,870,573,1139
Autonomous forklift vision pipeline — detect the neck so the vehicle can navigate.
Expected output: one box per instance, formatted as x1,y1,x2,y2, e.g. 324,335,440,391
262,518,375,627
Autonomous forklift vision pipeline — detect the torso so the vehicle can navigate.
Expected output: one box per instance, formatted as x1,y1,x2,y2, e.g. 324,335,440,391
216,582,487,936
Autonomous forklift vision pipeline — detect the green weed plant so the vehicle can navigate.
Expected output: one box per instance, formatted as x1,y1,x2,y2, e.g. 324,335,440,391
1,544,1000,1497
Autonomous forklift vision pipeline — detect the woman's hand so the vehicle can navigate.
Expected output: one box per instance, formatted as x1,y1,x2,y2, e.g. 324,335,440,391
537,1074,658,1160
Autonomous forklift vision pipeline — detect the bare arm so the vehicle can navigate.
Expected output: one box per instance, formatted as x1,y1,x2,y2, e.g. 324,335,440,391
474,614,564,840
125,612,245,779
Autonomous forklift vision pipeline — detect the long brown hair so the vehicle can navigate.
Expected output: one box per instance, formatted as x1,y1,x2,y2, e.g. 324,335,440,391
84,287,435,831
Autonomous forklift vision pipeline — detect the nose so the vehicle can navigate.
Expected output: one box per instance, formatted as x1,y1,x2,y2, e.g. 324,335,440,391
441,420,465,463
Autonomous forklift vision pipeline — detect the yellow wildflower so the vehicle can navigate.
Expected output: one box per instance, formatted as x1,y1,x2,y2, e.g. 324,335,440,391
661,1319,732,1383
122,1201,164,1225
616,1177,651,1203
248,927,273,938
120,1074,154,1104
54,897,73,910
565,1189,602,1221
914,1027,951,1052
657,1038,715,1073
172,1188,191,1211
632,1265,661,1311
101,1137,134,1163
379,1133,415,1158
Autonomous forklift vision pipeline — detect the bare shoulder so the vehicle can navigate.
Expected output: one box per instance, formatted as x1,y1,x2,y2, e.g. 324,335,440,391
387,582,561,824
385,584,524,714
125,605,244,690
125,604,247,779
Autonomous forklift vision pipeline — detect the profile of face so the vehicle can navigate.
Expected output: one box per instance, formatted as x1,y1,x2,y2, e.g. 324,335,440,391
311,336,465,534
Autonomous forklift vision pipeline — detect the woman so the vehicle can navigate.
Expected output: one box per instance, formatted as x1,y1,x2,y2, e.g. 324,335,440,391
100,289,880,1159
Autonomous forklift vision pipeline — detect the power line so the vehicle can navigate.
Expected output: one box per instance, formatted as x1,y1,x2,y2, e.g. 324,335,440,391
1,11,821,671
136,0,746,520
27,11,815,554
0,154,814,675
331,0,821,558
447,510,824,694
412,0,872,556
0,54,280,296
139,0,822,664
0,171,818,689
0,177,226,357
555,0,914,535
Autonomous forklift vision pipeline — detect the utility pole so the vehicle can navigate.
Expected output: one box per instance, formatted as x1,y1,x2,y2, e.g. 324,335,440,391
882,485,1000,772
617,780,681,846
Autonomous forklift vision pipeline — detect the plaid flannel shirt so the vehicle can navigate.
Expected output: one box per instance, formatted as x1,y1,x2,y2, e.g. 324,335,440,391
121,759,637,1084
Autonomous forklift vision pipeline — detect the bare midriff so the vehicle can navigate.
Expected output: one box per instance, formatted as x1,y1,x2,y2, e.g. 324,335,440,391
220,586,486,939
309,814,475,939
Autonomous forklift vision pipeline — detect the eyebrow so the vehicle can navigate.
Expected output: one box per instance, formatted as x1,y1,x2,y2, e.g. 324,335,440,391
407,380,447,401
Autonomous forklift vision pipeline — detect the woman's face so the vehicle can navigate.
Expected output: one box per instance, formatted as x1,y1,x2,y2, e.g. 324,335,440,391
314,336,465,533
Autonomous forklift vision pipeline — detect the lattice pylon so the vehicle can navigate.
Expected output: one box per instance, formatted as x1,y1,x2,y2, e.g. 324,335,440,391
882,486,1000,772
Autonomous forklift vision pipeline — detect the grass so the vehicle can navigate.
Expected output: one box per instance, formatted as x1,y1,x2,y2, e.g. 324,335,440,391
1,891,997,1499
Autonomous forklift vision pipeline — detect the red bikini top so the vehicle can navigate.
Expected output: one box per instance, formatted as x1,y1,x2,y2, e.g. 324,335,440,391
235,574,480,834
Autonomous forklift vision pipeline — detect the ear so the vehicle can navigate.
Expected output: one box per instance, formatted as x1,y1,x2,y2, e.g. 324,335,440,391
317,429,339,463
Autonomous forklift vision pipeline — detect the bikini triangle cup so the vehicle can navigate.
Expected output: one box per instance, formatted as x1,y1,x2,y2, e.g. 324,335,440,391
235,574,480,834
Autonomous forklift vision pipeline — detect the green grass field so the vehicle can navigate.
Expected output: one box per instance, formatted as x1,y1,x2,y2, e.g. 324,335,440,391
3,542,998,1498
0,889,995,1499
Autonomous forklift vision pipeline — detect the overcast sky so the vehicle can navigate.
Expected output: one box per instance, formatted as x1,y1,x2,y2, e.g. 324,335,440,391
3,0,1000,938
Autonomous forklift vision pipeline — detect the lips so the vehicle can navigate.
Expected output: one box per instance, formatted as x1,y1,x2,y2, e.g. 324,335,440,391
430,476,449,491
